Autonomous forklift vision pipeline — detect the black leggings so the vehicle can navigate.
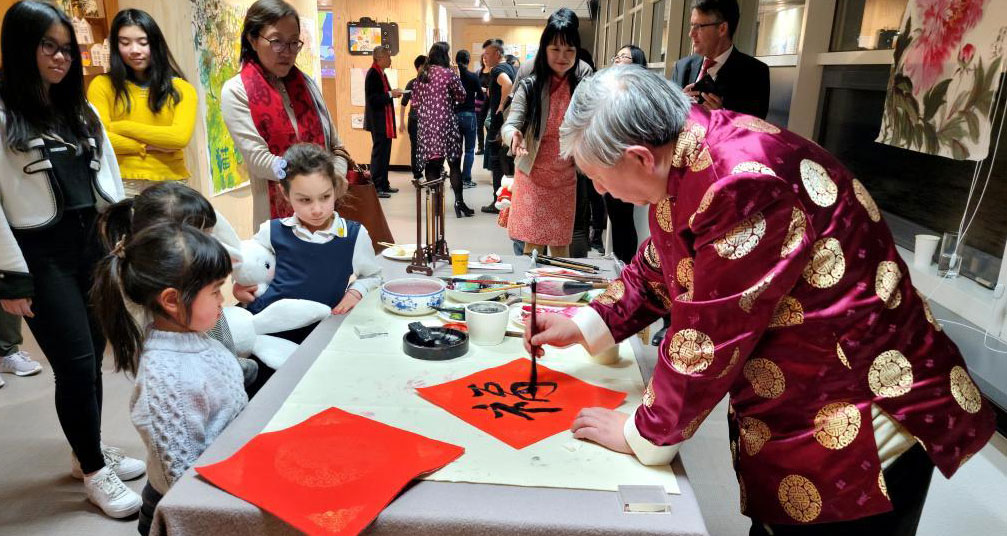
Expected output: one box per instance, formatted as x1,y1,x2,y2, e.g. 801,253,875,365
137,481,163,535
13,208,106,474
749,444,934,536
604,193,638,264
425,157,463,203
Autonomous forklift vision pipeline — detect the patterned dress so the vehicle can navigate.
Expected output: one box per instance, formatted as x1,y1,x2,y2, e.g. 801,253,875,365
507,77,576,246
589,107,995,525
412,65,465,164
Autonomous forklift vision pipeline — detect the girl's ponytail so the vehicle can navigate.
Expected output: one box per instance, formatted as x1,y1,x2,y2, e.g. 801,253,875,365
96,197,135,252
90,250,142,375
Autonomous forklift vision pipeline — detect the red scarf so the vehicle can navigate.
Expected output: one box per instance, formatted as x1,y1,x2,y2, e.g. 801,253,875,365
240,61,326,218
372,62,396,139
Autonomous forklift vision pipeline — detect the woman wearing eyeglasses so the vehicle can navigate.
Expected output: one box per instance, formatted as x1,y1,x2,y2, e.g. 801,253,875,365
612,44,647,67
221,0,347,225
87,9,197,196
0,0,145,519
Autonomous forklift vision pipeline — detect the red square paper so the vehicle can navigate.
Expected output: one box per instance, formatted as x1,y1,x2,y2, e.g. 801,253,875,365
196,408,464,535
416,358,627,449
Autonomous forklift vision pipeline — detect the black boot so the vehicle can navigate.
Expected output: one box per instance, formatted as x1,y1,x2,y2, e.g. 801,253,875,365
590,228,605,253
455,200,474,217
481,204,500,214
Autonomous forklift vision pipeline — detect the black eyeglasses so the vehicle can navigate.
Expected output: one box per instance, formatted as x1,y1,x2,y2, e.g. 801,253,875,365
39,38,74,59
689,20,724,32
258,36,304,54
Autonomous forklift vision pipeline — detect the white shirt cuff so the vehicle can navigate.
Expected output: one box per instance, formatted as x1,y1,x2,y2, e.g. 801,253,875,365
623,407,680,466
572,306,617,356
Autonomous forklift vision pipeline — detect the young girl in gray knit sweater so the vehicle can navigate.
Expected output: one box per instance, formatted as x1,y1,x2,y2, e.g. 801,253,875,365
93,222,248,536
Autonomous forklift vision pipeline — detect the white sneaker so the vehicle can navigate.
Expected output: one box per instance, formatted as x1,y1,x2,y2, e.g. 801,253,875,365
72,444,146,481
0,375,5,388
84,466,141,519
0,351,43,376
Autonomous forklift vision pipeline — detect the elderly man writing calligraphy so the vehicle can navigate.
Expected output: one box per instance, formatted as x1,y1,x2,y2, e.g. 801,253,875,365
526,67,994,535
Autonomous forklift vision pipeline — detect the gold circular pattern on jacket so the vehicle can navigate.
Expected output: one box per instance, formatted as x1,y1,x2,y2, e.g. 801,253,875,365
655,198,674,233
672,121,707,168
778,474,822,523
768,296,804,328
886,289,902,309
738,477,747,512
950,366,982,414
740,417,771,456
813,402,861,449
676,257,695,289
918,291,942,331
713,212,767,259
730,440,738,462
716,347,741,379
593,279,626,306
852,179,882,222
647,281,674,309
836,342,851,369
689,146,714,172
642,378,656,407
695,184,717,214
732,161,777,176
799,159,838,207
643,241,662,270
667,329,716,374
802,237,846,289
682,409,711,439
875,261,902,307
781,207,807,258
878,472,889,499
678,289,694,302
739,273,774,313
744,358,786,399
868,350,913,398
733,116,781,134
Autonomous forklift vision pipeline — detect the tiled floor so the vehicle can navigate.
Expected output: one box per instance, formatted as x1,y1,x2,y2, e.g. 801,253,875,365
1,167,1005,535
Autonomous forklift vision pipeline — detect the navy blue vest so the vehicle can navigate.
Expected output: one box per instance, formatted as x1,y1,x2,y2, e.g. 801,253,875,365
248,218,360,314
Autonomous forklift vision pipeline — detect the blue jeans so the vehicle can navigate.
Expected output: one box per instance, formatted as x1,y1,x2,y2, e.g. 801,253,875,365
456,111,477,183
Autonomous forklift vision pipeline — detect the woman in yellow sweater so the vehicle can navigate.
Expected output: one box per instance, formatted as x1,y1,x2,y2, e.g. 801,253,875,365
87,9,197,196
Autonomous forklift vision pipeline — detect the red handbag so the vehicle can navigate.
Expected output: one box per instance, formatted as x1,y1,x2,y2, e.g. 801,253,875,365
332,146,371,185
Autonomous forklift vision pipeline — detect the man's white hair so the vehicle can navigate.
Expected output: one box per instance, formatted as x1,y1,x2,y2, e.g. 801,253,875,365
560,66,691,168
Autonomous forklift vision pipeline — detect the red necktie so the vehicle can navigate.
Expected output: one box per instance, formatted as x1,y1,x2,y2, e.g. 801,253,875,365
697,57,717,81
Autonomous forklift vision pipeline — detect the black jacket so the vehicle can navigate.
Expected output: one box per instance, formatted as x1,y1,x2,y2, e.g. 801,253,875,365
364,65,396,136
672,48,770,119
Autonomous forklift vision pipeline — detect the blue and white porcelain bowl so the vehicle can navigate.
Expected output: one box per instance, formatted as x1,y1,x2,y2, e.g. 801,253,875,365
380,278,446,316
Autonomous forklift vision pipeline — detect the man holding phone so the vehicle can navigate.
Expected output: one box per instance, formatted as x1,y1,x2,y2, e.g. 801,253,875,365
672,0,769,119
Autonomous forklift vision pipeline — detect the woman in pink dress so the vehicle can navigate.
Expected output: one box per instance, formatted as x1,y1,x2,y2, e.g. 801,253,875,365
502,9,592,256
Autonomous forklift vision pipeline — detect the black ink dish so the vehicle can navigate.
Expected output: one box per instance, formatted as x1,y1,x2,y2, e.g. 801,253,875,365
403,323,469,360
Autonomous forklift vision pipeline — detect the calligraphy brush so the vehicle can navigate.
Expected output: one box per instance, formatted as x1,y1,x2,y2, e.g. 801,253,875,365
529,278,539,399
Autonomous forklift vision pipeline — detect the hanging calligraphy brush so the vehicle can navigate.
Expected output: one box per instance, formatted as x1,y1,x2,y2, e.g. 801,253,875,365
529,278,539,399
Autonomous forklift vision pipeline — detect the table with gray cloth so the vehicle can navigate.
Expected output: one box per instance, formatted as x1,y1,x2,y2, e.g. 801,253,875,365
152,255,710,536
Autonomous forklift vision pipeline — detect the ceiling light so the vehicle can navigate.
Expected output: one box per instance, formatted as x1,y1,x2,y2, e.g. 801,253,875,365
474,0,480,6
483,11,491,22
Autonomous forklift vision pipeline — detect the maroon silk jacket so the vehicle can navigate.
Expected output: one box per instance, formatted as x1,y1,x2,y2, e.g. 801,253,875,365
589,107,995,525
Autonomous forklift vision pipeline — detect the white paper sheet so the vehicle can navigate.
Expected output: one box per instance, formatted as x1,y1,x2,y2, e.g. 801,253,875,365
351,68,400,109
266,293,680,494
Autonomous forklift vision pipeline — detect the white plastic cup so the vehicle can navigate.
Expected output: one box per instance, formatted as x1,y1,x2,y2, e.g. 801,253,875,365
914,234,940,270
465,301,509,346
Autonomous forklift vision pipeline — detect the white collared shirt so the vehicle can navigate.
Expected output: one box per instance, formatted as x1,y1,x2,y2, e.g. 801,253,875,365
704,45,734,80
252,212,383,297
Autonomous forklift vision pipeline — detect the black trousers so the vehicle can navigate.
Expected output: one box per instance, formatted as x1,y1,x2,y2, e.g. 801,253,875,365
137,481,163,535
425,157,463,203
587,182,607,232
369,131,393,191
604,193,638,264
13,208,106,473
407,116,421,179
750,444,934,536
487,139,506,205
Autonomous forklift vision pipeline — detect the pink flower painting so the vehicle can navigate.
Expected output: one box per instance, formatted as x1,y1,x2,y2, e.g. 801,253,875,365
902,0,988,94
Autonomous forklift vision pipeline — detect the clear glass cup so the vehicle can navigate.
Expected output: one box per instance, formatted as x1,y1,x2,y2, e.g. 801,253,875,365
937,232,961,278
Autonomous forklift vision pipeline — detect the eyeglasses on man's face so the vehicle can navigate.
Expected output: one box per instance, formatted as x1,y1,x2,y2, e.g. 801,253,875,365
258,36,304,54
689,20,724,32
39,38,74,60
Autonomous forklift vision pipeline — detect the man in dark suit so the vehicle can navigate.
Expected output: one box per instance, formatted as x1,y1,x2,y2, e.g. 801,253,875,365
671,0,770,119
364,45,402,197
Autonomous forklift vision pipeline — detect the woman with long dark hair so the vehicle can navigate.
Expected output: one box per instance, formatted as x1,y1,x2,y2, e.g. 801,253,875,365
87,8,197,196
411,41,471,217
502,8,593,255
612,44,648,66
0,0,143,518
221,0,347,226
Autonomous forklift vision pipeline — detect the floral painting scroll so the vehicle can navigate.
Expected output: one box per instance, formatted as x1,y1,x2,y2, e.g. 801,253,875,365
877,0,1007,161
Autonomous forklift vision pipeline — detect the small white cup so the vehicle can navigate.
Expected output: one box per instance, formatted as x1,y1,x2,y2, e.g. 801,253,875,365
589,344,621,365
914,234,940,270
465,301,509,346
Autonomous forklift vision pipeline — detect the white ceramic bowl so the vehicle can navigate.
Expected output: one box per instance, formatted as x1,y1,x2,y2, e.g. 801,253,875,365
445,274,510,303
380,278,446,316
520,277,586,303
